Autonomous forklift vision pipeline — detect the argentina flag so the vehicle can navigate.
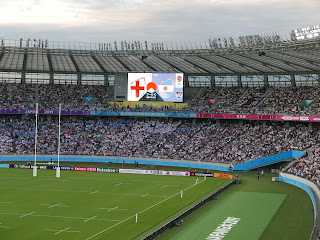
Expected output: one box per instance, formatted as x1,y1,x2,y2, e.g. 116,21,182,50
158,78,174,99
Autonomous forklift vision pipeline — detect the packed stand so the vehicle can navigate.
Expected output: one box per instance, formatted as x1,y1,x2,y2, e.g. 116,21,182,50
0,116,320,165
287,148,320,187
2,82,320,116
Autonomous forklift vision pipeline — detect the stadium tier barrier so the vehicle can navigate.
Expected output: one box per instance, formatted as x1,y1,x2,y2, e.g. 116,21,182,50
233,150,305,171
2,108,320,122
0,150,304,172
279,172,320,240
0,155,230,171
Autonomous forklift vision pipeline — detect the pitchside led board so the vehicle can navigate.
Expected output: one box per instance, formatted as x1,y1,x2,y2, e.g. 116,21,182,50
127,73,184,102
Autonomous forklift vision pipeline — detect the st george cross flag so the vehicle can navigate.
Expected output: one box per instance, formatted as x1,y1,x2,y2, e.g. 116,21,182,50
129,77,146,101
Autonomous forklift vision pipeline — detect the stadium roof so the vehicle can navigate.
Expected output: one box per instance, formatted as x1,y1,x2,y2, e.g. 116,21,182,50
0,37,320,76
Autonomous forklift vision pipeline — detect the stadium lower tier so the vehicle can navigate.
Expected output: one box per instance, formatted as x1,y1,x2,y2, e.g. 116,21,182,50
0,115,319,164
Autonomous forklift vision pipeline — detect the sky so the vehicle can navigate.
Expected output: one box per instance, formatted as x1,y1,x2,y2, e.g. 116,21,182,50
0,0,319,45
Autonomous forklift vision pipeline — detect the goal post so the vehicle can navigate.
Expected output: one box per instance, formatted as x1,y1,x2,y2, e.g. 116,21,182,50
33,103,38,177
56,103,62,178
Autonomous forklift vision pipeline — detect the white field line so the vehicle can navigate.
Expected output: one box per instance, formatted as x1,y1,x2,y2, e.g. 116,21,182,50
107,206,118,212
99,207,128,211
54,227,71,235
161,185,168,189
0,212,122,222
0,186,144,197
19,212,35,218
48,203,61,208
46,228,80,234
0,174,191,186
41,203,69,208
0,202,12,204
86,179,206,240
0,226,10,228
89,190,100,195
141,193,149,198
84,216,96,222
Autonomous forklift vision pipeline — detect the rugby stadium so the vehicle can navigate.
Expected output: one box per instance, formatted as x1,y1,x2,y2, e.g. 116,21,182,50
0,26,320,240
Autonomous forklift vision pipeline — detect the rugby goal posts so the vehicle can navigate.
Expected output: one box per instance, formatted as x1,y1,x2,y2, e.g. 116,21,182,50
33,103,62,178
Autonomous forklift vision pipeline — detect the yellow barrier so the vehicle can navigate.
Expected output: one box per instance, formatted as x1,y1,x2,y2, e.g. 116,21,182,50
110,101,188,109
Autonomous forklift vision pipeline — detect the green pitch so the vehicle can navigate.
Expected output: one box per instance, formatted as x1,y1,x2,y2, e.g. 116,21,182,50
0,169,230,240
169,191,286,240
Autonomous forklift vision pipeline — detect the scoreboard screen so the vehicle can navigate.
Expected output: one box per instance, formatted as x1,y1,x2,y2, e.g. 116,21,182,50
127,73,183,102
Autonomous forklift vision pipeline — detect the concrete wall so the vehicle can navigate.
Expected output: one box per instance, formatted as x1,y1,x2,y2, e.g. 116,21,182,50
233,150,305,171
279,172,320,240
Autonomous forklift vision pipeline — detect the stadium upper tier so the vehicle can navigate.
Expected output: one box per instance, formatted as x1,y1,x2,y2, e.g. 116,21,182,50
0,37,320,75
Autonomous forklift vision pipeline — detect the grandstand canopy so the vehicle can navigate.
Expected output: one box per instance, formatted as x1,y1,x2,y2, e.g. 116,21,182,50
0,37,319,87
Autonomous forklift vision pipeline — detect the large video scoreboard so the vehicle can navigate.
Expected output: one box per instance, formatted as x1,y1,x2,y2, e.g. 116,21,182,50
127,73,184,102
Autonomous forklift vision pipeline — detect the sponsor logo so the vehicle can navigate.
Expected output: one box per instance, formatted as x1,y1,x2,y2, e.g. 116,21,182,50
74,167,97,172
214,173,233,179
13,164,31,169
194,173,213,177
236,115,246,119
97,168,117,173
176,91,183,99
206,217,240,240
53,166,74,171
119,169,190,176
176,75,183,87
37,166,47,169
25,110,36,114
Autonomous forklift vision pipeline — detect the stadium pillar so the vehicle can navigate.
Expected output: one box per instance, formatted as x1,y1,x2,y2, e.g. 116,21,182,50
192,118,197,125
263,75,269,88
262,121,267,130
210,75,215,87
237,75,242,87
185,75,189,87
104,74,109,86
77,73,81,85
308,122,312,130
21,72,26,84
49,72,54,85
216,119,220,126
290,75,296,88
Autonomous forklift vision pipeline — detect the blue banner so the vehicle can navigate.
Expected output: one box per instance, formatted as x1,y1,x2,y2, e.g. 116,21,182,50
84,97,93,102
91,111,196,118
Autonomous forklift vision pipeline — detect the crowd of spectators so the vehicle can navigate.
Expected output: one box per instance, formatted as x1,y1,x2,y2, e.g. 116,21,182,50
287,148,320,187
0,116,319,165
0,83,110,111
1,82,320,116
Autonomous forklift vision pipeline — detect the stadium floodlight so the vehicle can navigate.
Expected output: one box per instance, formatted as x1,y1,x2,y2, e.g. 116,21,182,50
56,103,62,178
145,41,148,51
33,103,38,177
114,41,117,51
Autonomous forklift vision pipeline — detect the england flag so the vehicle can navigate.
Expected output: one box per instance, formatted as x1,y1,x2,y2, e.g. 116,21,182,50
129,77,146,101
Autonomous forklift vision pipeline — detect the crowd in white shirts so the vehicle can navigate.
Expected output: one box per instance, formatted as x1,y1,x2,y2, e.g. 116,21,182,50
287,148,320,186
0,116,319,165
